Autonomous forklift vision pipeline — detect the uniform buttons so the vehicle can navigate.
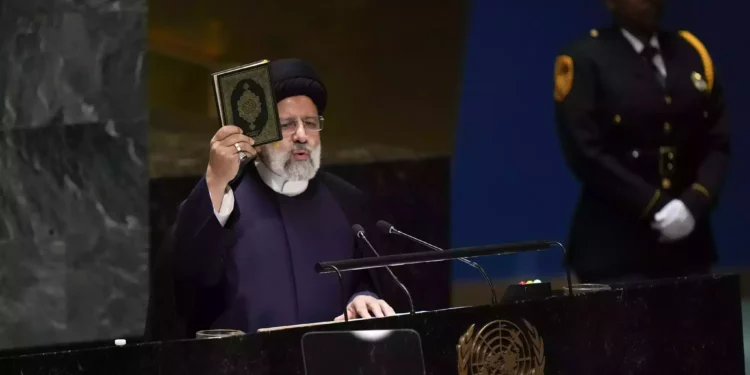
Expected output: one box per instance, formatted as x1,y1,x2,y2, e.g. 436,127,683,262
668,152,674,160
662,178,672,189
614,114,621,124
664,96,672,105
631,150,639,158
664,122,671,133
703,111,709,118
667,163,674,170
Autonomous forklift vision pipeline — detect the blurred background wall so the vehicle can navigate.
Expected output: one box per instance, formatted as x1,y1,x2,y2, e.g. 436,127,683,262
148,0,468,177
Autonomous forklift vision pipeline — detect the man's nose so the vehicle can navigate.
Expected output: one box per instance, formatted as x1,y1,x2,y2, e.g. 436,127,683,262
292,122,308,143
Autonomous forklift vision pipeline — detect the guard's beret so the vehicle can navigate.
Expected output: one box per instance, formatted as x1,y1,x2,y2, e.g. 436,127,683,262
270,58,327,114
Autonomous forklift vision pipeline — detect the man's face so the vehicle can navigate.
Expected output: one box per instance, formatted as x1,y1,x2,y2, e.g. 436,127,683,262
606,0,664,34
259,95,322,181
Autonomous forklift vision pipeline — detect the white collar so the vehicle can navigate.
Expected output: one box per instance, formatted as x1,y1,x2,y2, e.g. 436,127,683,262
620,28,660,53
254,160,309,197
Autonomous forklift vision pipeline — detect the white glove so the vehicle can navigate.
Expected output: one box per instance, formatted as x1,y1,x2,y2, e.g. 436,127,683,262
651,199,695,242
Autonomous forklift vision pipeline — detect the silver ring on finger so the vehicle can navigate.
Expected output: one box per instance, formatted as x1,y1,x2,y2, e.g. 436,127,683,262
238,151,247,162
234,142,241,153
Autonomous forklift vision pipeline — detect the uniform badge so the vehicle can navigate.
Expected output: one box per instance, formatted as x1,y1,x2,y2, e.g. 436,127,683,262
691,71,708,92
554,55,574,102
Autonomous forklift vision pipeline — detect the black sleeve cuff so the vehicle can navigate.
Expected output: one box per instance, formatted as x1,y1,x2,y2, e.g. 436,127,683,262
173,177,234,285
640,189,671,220
680,184,712,222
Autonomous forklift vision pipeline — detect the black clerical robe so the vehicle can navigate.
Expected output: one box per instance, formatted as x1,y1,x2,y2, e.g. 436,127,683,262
151,166,381,337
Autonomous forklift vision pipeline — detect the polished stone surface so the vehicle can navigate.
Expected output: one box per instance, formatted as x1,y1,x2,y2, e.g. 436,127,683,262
0,275,743,374
0,0,147,349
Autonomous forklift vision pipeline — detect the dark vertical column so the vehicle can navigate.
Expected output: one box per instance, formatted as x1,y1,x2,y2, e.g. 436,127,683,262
0,0,147,349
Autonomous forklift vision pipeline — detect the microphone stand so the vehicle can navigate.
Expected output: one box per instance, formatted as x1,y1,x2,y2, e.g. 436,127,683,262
329,264,349,323
316,239,573,302
357,232,416,316
383,223,498,305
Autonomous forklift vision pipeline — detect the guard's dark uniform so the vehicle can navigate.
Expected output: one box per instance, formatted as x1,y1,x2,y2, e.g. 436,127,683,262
553,27,730,282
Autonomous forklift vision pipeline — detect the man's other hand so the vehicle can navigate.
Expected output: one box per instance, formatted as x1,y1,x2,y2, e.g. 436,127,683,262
334,295,396,321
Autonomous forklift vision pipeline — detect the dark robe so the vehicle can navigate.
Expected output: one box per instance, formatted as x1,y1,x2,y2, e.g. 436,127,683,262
146,165,382,339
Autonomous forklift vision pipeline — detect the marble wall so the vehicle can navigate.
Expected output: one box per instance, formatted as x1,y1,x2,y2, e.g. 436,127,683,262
0,0,148,349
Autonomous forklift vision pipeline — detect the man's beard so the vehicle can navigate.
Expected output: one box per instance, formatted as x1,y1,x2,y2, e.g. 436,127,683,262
260,142,321,181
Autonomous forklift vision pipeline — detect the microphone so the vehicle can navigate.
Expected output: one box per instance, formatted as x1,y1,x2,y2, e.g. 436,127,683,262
351,224,415,316
376,220,498,305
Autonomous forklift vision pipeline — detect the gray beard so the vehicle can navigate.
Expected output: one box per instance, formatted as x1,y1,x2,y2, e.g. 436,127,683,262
260,143,321,181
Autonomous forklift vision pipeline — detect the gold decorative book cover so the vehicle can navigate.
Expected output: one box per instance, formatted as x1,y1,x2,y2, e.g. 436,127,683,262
211,60,282,146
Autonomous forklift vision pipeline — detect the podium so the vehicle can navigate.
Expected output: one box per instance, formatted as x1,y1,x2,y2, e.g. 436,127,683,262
0,274,744,374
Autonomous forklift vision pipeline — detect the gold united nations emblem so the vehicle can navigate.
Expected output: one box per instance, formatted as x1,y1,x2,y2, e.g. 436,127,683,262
457,319,545,375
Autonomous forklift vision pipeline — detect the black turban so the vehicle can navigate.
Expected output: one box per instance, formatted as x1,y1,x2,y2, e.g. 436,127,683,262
270,58,327,115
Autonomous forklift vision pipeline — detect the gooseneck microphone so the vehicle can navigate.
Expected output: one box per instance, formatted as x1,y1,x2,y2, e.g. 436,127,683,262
352,224,415,316
376,220,498,305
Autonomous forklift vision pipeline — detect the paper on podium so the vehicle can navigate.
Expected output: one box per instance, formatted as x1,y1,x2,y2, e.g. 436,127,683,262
256,306,470,333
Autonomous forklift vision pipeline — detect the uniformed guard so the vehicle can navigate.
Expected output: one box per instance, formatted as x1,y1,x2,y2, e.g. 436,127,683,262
553,0,730,283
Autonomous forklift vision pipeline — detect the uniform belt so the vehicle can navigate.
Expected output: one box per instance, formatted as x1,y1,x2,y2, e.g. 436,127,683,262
624,147,678,190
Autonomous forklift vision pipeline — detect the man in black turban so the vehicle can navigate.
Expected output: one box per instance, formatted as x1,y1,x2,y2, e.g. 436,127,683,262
147,58,395,339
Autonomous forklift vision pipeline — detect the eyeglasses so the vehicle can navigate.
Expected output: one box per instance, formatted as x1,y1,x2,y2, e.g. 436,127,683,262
280,116,324,135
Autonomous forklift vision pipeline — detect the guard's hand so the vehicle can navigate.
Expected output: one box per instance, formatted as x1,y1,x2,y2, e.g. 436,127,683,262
334,295,396,321
205,125,258,210
651,199,695,243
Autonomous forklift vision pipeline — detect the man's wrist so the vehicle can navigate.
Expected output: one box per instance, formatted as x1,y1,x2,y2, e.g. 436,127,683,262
205,168,229,192
206,169,230,211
